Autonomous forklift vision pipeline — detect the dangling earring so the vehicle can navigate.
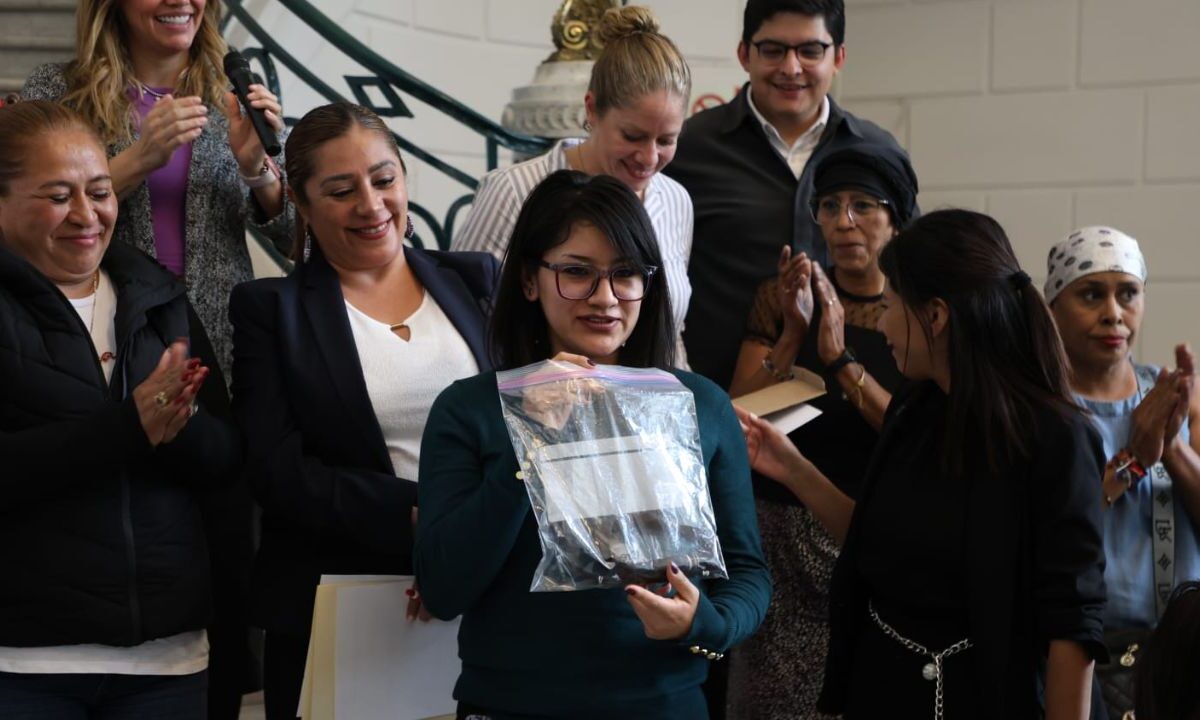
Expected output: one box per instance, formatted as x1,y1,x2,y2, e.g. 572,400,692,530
583,119,592,133
404,215,415,239
303,225,313,262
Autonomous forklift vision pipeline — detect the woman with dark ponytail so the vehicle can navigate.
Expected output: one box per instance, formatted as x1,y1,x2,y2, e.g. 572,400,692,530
229,102,497,720
740,209,1107,719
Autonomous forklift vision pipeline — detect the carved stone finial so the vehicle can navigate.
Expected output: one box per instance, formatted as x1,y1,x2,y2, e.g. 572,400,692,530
548,0,621,62
503,0,621,145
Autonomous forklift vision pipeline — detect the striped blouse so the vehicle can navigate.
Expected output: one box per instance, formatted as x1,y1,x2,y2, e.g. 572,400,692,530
451,139,693,367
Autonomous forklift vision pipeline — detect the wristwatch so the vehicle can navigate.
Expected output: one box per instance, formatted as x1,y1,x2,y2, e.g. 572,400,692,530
825,348,857,378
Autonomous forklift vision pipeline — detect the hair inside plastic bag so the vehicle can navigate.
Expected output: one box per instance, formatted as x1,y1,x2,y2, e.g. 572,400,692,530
496,360,728,591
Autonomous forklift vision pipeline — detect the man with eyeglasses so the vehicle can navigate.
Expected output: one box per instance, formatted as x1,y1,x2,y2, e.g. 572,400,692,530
665,0,913,391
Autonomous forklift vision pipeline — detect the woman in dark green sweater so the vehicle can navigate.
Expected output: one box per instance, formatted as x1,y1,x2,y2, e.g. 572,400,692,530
415,170,771,719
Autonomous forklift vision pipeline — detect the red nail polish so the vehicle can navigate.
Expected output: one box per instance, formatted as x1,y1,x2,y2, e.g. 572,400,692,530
670,562,680,575
625,587,636,596
404,588,415,598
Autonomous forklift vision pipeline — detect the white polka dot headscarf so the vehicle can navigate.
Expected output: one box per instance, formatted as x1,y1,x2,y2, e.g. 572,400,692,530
1043,226,1147,303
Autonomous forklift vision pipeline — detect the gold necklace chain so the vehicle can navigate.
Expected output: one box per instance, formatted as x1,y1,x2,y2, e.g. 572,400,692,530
86,269,99,337
86,270,116,364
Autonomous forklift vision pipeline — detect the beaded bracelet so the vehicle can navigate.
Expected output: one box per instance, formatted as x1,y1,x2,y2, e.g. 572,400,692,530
240,158,279,188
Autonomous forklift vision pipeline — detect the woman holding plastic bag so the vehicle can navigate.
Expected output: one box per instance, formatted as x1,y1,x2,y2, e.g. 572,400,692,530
415,170,770,719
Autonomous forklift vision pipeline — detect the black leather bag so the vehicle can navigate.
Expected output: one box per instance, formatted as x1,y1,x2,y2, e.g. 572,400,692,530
1095,628,1150,720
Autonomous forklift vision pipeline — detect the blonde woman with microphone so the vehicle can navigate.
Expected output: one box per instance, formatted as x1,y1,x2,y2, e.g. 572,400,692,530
21,0,294,379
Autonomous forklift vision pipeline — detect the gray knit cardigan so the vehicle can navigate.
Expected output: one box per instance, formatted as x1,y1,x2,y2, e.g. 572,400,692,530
21,63,295,379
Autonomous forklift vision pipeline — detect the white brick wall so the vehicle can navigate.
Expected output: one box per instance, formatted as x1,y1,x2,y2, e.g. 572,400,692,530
242,0,1198,365
838,0,1200,365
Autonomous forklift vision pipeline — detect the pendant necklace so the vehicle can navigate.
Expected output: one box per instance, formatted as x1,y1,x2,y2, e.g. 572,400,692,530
87,270,116,364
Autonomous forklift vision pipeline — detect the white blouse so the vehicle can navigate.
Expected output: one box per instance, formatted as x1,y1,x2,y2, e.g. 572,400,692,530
345,292,480,481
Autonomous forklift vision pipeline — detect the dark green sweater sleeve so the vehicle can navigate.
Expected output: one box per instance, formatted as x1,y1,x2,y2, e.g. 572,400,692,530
676,373,773,653
414,370,772,649
414,375,531,619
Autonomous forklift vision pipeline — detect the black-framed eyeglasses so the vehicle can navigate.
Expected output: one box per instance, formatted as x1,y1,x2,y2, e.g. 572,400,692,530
751,40,833,66
537,260,657,301
809,196,892,224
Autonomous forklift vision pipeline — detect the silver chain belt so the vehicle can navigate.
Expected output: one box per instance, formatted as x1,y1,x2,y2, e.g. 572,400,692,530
868,601,974,720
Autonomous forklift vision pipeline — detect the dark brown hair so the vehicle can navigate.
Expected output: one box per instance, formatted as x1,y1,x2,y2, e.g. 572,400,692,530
488,170,675,370
0,100,103,197
878,209,1077,478
284,102,404,263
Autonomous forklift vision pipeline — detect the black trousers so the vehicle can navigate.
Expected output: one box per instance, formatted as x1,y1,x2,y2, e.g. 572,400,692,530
262,632,309,720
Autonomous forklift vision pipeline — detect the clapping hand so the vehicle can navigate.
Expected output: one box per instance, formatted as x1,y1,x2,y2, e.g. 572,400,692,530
132,340,209,447
811,264,847,366
1164,344,1195,447
133,95,208,172
777,246,814,337
1130,347,1193,467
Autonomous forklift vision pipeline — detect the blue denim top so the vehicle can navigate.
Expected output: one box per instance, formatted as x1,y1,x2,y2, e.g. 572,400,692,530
1076,363,1199,629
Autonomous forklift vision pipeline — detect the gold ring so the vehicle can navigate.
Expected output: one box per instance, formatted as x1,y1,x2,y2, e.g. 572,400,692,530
154,391,170,407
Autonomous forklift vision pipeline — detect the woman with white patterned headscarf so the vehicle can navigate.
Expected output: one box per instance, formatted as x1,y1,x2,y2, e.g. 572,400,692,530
1045,226,1200,720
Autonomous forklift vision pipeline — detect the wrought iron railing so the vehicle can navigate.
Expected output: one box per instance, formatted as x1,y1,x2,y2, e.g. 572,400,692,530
220,0,553,264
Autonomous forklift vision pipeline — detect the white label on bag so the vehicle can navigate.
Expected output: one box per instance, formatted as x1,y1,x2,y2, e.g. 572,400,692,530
535,434,696,523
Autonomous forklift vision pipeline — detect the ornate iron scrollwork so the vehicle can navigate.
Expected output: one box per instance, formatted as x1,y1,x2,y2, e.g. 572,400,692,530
345,76,413,118
221,0,553,257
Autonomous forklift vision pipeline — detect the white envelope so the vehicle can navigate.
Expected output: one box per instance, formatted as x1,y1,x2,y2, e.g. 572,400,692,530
733,367,826,435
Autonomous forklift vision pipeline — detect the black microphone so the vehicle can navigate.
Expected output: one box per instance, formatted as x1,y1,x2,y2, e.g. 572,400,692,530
223,50,281,157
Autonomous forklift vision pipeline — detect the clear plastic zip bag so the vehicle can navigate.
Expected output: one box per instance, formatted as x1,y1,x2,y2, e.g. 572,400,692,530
496,360,728,591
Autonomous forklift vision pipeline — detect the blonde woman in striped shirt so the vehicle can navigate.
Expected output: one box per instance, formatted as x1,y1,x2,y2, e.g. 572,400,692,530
452,5,694,366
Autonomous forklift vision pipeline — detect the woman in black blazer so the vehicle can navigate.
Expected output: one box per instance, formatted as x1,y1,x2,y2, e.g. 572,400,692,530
228,103,497,720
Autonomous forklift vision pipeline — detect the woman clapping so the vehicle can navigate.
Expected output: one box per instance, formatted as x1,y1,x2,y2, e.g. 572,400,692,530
0,100,238,719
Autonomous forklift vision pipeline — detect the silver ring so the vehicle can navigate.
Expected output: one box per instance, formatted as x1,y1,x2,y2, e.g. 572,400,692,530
826,299,834,306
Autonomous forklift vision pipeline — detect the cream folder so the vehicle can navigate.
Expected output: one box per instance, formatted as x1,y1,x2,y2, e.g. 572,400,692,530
298,575,460,720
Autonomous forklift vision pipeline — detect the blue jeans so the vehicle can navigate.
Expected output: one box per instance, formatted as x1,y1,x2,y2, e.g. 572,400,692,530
0,670,207,719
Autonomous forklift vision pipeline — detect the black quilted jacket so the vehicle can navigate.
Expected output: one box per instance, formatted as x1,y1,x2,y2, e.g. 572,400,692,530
0,241,241,647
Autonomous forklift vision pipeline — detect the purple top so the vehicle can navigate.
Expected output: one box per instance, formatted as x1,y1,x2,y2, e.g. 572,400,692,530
130,87,192,277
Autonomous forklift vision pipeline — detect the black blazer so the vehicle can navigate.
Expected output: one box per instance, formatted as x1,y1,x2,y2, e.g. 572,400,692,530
229,246,497,635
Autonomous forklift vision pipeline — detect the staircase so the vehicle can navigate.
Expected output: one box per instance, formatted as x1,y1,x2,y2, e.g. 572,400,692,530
0,0,75,98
